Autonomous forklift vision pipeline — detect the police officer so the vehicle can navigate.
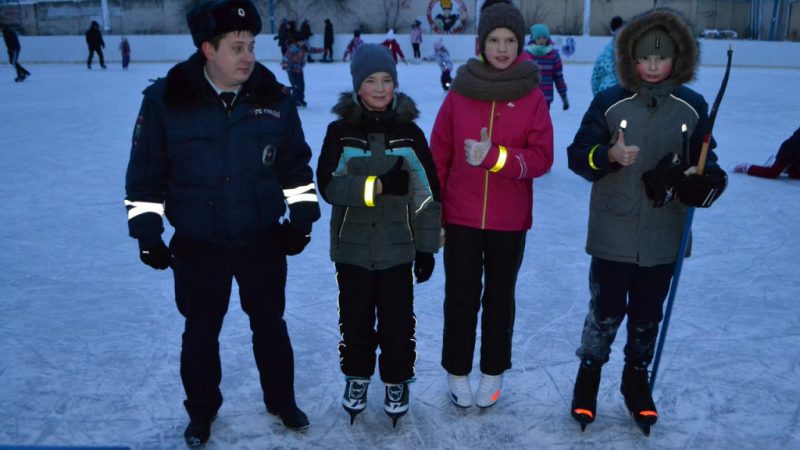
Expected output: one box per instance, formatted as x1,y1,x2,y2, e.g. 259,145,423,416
123,0,320,446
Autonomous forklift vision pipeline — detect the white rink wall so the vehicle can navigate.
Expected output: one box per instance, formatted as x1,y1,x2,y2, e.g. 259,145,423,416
6,33,800,68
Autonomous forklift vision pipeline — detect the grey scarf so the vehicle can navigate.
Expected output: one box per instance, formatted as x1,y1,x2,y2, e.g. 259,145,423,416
451,58,540,102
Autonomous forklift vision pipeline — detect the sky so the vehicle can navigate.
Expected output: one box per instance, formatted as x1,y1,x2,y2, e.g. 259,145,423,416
0,53,798,450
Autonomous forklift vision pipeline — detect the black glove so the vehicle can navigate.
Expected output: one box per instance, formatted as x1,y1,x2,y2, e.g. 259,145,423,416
379,158,409,196
413,252,434,283
281,219,311,255
139,238,171,270
641,153,688,207
676,165,727,208
561,93,570,111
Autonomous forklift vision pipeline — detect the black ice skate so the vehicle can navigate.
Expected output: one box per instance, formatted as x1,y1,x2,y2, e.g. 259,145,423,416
383,383,409,427
571,362,601,431
342,377,370,424
184,415,216,447
621,364,658,436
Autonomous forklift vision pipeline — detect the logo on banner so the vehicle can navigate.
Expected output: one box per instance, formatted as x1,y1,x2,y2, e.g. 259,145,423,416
427,0,468,34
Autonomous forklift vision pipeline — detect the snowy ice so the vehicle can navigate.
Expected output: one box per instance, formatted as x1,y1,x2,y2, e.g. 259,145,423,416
1,53,798,449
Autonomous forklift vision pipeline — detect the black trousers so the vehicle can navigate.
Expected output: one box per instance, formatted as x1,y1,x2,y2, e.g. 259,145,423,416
170,230,296,421
87,46,105,67
441,224,526,376
576,257,675,367
335,263,416,384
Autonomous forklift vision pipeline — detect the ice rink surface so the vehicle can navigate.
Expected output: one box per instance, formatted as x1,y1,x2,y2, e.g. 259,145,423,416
1,57,798,449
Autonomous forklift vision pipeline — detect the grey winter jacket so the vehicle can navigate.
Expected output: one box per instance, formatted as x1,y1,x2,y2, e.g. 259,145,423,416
317,93,442,270
567,7,722,266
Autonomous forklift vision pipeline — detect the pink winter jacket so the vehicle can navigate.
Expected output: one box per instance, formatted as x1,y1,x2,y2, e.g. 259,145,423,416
430,84,553,231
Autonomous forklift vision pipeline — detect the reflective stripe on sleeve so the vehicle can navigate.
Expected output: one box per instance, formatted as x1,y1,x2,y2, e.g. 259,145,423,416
283,183,318,205
588,144,601,170
365,176,377,207
124,200,164,220
489,145,508,173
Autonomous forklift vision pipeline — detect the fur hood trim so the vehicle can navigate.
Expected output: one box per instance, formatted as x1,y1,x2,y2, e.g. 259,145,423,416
331,91,420,125
615,7,699,92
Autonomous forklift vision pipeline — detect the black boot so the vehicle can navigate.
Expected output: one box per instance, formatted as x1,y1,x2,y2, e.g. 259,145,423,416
621,364,658,435
571,361,601,431
271,405,310,430
184,415,215,447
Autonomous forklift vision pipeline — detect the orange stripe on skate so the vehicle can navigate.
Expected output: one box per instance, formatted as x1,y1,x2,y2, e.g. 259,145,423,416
639,410,658,417
573,408,594,419
490,390,500,402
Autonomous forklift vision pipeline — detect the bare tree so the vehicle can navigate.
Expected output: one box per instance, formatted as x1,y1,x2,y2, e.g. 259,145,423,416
380,0,411,32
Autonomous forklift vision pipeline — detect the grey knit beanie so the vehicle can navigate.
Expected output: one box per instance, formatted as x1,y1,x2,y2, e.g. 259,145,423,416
350,43,398,92
477,2,526,56
634,28,675,59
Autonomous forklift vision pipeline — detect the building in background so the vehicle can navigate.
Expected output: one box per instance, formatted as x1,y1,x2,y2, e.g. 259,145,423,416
0,0,798,41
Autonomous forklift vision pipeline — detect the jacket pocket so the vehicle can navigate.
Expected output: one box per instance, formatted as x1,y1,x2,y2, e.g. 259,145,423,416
166,184,216,240
256,178,286,225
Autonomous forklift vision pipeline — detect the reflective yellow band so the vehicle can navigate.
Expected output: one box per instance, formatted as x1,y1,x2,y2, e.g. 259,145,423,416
489,146,507,173
365,176,377,207
588,144,600,170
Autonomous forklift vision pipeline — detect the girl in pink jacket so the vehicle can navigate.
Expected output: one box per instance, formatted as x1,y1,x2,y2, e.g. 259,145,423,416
430,0,553,410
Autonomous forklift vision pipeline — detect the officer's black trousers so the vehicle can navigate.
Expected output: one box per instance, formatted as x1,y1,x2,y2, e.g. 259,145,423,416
170,230,296,421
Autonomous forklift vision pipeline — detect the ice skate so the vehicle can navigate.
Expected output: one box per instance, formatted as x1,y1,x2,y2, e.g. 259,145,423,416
447,373,473,408
384,383,409,427
475,373,503,408
571,362,601,431
621,364,658,436
342,377,370,424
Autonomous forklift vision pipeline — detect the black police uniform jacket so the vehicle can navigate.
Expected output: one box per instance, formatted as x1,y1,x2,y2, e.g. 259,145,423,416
125,52,320,246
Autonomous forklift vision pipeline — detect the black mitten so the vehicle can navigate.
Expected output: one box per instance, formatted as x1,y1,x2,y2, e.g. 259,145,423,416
676,165,727,208
641,153,687,207
413,251,435,283
379,158,409,196
281,219,311,255
139,238,171,270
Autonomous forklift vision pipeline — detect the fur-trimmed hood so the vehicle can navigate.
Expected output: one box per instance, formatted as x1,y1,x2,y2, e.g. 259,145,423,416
331,91,420,126
161,51,286,108
615,8,699,92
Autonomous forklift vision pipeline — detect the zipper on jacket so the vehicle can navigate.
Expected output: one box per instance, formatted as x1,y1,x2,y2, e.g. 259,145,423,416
481,101,497,229
338,207,350,240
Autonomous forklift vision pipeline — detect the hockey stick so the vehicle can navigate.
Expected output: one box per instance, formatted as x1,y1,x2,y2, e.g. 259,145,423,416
650,46,733,392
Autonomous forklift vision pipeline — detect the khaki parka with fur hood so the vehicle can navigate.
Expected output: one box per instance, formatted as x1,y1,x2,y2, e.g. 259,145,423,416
567,8,723,266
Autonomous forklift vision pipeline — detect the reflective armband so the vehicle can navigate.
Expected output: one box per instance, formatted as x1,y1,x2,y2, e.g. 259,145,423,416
489,146,508,173
588,144,601,170
364,176,377,207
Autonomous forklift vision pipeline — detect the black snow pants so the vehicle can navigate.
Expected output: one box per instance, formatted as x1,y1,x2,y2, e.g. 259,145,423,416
441,224,526,376
335,262,416,384
576,257,675,368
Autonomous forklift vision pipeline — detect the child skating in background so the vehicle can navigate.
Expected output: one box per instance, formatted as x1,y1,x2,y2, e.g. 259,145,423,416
281,36,321,107
119,37,131,69
525,23,569,110
381,29,407,64
410,19,423,61
316,43,442,427
566,7,727,435
734,127,800,179
423,39,453,91
342,30,363,61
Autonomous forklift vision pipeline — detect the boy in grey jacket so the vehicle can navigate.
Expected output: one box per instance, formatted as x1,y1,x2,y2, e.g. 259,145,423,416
566,7,727,434
316,44,442,427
